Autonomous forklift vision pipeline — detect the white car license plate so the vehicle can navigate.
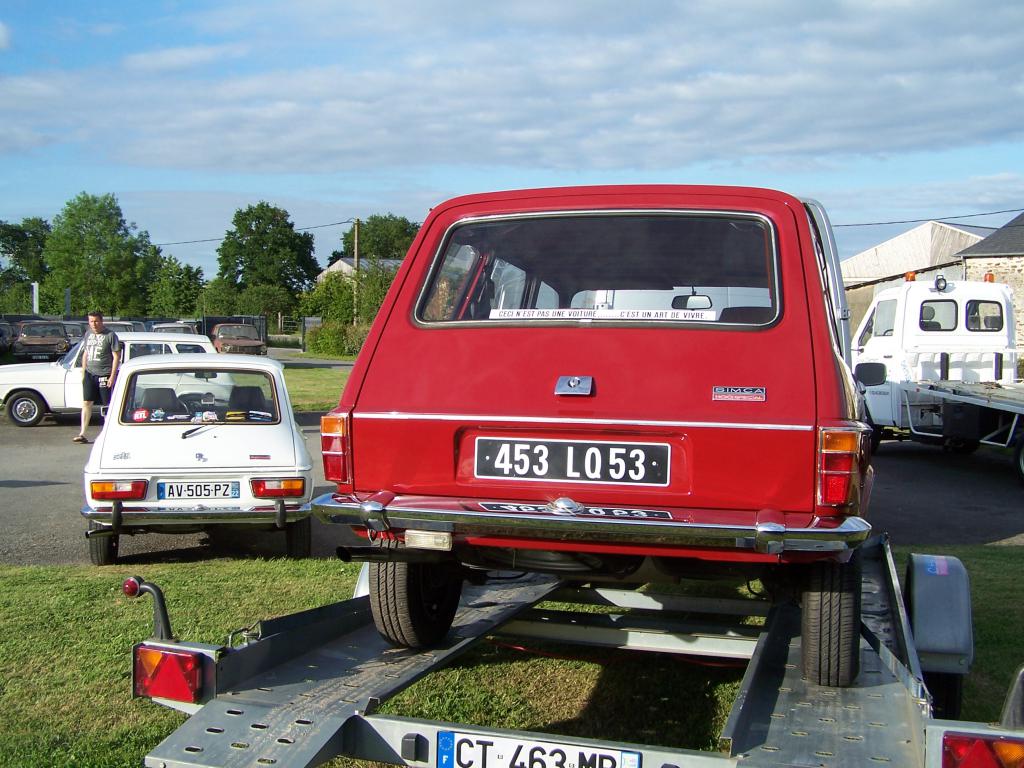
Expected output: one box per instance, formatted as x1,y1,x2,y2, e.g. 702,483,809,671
438,732,640,768
157,481,240,500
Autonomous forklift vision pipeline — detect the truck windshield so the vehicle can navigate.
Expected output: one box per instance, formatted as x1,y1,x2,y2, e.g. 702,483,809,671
418,213,778,324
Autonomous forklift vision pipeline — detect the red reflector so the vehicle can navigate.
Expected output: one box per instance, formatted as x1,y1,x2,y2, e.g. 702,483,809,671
822,474,853,506
134,646,202,703
942,732,1024,768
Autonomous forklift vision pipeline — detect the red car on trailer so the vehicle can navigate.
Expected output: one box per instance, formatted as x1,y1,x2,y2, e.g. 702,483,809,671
314,185,873,686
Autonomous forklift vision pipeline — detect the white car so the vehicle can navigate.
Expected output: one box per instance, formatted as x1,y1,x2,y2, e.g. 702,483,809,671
81,354,313,565
0,332,215,427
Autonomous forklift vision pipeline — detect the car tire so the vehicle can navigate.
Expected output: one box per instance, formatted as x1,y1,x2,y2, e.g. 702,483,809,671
87,521,118,566
801,551,862,687
6,391,46,427
369,544,462,648
285,517,311,559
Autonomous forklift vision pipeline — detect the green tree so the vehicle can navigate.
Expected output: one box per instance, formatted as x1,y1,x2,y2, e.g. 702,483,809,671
41,193,161,315
236,284,296,320
217,202,318,293
148,256,205,316
0,217,51,282
331,213,419,264
298,272,354,324
194,276,238,315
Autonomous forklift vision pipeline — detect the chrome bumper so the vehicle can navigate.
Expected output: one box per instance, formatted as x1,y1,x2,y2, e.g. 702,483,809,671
82,501,311,531
312,493,871,555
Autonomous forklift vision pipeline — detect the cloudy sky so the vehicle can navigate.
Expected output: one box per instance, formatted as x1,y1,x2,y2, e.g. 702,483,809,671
2,0,1022,278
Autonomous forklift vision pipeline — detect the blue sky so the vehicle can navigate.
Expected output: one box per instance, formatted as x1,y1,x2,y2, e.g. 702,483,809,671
2,1,1022,278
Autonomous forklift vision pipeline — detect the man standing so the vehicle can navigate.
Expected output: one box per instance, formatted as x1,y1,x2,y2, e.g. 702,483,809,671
74,311,122,444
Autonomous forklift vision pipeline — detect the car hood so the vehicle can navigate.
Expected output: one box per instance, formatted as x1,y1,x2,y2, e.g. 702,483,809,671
89,421,311,472
0,360,66,385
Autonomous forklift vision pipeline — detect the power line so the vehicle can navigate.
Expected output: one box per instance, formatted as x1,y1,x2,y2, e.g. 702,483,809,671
832,207,1023,228
153,218,357,247
151,206,1024,247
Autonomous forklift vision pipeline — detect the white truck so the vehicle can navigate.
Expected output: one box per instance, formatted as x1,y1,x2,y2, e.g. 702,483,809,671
851,274,1024,480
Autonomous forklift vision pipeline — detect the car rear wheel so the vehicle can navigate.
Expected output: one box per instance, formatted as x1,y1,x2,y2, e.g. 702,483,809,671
801,552,862,687
7,391,46,427
285,517,311,559
369,545,463,648
87,521,118,566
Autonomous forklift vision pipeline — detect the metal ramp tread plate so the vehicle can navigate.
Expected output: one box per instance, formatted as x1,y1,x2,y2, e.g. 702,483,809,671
724,607,926,767
145,575,562,768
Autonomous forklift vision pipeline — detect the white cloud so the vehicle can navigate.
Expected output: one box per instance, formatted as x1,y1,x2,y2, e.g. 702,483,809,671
0,21,10,50
122,43,249,73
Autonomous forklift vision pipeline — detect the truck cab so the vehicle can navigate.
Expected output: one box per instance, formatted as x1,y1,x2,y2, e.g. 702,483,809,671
852,274,1016,441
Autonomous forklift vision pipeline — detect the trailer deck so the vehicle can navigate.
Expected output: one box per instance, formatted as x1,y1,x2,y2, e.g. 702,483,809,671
131,538,1018,768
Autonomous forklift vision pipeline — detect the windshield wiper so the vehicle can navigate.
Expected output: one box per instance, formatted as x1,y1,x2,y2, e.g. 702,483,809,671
181,424,219,439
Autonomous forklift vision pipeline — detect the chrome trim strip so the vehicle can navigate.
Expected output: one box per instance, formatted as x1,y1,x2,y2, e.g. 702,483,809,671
81,503,311,526
312,494,869,554
354,412,814,432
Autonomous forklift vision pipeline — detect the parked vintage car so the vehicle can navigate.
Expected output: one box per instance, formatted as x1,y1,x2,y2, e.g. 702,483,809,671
211,323,267,355
62,320,87,342
152,322,199,335
0,332,215,426
313,185,873,687
81,354,313,565
11,321,71,361
105,321,140,333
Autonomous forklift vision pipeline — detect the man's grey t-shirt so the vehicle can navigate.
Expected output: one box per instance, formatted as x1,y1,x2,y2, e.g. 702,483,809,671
83,329,121,375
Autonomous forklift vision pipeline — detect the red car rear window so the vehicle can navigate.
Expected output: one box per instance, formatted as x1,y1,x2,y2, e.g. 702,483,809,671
417,212,778,325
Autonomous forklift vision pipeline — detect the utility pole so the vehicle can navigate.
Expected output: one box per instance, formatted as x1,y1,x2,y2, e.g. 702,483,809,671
352,218,361,325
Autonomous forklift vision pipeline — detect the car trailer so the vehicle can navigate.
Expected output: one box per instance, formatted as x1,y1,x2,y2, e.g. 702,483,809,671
125,536,1024,768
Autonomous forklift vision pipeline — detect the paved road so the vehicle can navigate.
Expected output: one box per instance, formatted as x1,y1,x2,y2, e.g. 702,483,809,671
0,413,1021,566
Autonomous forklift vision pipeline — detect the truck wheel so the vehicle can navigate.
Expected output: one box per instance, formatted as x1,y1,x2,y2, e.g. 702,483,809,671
7,391,45,427
801,552,862,687
369,549,462,648
1014,439,1024,485
284,518,311,559
87,521,118,566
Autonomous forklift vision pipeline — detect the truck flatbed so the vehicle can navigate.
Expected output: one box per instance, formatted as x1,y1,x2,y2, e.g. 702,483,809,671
131,537,1020,768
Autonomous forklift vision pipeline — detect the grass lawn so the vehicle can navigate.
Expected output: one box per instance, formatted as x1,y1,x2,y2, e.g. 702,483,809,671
0,545,1020,768
283,367,351,412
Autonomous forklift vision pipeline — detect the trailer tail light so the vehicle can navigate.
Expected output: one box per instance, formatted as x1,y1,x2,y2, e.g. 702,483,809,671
817,428,863,508
90,480,148,500
133,645,202,703
250,478,306,498
942,732,1024,768
321,411,353,489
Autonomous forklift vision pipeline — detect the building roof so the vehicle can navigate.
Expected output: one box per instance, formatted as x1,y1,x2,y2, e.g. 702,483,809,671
318,257,404,281
840,221,987,285
956,212,1024,258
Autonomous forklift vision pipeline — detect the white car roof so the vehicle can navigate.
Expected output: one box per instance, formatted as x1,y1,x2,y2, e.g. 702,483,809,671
117,352,284,374
113,331,214,345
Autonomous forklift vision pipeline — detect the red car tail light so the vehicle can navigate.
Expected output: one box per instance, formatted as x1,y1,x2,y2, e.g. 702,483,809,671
942,732,1024,768
817,428,863,508
133,645,203,703
91,480,148,500
250,478,306,498
321,411,353,489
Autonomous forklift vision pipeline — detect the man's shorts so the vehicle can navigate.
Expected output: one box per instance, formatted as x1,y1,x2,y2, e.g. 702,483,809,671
83,371,111,406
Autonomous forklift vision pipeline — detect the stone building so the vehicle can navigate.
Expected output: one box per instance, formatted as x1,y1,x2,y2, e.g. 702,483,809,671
956,211,1024,343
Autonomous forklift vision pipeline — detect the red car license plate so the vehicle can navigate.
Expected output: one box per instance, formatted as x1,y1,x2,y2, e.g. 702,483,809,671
475,438,670,486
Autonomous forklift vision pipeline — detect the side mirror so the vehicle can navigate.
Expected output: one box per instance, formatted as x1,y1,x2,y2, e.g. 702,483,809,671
854,362,887,387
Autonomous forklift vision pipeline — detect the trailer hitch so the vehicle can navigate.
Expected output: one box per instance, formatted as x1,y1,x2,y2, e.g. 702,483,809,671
122,576,175,641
